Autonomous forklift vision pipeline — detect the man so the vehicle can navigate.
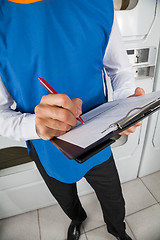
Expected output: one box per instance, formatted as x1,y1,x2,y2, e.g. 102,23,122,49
0,0,144,239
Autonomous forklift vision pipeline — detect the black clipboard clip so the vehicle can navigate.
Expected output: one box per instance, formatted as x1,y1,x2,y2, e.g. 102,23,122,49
110,97,160,130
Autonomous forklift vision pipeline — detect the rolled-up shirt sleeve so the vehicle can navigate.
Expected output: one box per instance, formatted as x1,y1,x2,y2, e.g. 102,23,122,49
0,77,40,141
103,16,136,100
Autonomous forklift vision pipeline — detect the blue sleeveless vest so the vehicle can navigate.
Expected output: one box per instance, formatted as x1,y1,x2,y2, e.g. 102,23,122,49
0,0,114,183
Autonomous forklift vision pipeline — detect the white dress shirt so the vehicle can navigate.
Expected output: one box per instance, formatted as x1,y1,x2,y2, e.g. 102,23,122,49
0,17,136,141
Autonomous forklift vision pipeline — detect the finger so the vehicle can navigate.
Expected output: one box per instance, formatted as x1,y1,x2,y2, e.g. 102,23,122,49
72,98,83,114
134,87,145,96
38,117,72,132
119,126,137,135
128,121,142,129
40,94,82,118
119,131,130,136
42,129,66,139
35,104,77,126
119,130,134,135
134,121,142,127
129,87,145,97
119,122,142,135
35,123,66,140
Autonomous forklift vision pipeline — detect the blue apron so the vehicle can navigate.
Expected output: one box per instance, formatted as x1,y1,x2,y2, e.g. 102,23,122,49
0,0,114,183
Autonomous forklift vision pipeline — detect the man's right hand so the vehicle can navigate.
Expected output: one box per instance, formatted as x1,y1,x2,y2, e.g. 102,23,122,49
35,94,82,140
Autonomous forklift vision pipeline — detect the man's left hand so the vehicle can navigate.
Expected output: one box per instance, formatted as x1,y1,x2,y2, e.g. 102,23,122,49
119,87,145,136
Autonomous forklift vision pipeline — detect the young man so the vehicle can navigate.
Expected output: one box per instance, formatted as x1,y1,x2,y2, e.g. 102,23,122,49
0,0,144,239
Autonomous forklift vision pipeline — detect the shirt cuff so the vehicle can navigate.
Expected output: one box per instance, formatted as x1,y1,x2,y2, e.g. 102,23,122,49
21,114,40,140
113,87,136,100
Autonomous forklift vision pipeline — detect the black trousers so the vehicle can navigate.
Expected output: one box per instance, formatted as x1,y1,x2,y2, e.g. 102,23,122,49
29,147,126,238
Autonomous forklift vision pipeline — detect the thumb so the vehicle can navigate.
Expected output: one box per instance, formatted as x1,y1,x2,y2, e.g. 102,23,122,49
72,98,83,114
134,87,145,96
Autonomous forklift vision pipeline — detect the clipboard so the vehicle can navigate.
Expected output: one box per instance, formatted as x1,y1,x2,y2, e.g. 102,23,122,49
51,93,160,164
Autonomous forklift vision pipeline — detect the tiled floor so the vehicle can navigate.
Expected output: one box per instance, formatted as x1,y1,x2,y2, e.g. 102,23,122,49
1,171,160,240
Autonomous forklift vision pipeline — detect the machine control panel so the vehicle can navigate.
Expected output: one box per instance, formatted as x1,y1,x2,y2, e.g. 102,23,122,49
127,47,157,79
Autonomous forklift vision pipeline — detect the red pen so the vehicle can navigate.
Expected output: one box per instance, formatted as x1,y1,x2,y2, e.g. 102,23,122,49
38,77,85,124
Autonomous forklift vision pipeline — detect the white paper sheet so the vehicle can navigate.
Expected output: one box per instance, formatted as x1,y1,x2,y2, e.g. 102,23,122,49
58,91,160,148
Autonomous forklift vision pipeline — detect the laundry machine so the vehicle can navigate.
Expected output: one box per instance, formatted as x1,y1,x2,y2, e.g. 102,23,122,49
0,0,160,219
109,0,160,183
